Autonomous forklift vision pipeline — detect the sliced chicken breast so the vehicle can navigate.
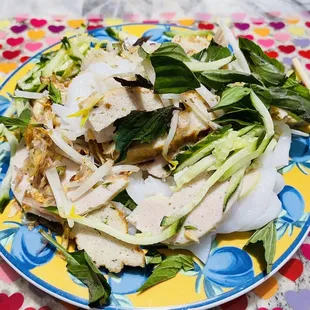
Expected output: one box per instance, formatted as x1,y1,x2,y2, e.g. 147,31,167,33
72,205,145,272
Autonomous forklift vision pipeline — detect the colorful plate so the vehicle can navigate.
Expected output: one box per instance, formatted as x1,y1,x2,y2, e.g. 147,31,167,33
0,24,309,310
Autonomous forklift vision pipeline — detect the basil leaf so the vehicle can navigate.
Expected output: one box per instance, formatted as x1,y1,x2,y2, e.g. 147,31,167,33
113,74,153,89
213,87,251,110
138,254,194,291
145,249,164,265
239,37,284,73
215,110,260,127
68,251,111,306
267,87,310,123
192,40,231,62
39,230,111,307
282,72,310,100
244,220,276,274
250,85,272,107
112,190,137,211
151,56,200,94
239,38,286,86
113,106,178,162
197,69,261,90
152,42,190,62
133,36,151,47
0,108,32,129
48,83,62,104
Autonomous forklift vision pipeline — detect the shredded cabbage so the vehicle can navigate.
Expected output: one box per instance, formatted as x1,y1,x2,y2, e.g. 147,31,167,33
0,125,18,212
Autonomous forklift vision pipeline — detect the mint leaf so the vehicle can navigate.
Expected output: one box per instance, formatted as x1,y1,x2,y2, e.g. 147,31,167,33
0,108,32,129
239,38,286,86
112,190,137,211
39,230,111,306
113,74,153,89
152,42,190,62
197,69,261,90
267,87,310,123
48,82,62,104
213,87,251,110
151,56,200,94
138,254,194,291
192,40,231,62
113,106,178,162
244,221,276,274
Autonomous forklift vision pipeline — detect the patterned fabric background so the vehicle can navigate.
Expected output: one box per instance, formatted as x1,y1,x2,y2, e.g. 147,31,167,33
0,12,310,310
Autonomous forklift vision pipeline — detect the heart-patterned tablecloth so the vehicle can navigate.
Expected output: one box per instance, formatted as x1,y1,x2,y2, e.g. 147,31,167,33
0,12,310,310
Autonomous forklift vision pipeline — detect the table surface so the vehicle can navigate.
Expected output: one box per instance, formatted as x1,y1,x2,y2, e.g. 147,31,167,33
0,5,310,310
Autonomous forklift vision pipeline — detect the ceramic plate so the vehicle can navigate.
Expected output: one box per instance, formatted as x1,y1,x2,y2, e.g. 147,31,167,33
0,24,309,310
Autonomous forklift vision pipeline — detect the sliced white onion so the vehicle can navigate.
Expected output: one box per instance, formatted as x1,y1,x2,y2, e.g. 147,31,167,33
196,85,219,108
291,129,309,137
217,167,277,234
14,90,49,100
45,167,73,227
218,20,250,74
49,129,96,171
170,233,215,264
272,123,291,168
238,193,282,231
70,160,113,201
274,172,285,195
162,110,179,160
160,94,183,101
127,172,173,205
111,165,140,174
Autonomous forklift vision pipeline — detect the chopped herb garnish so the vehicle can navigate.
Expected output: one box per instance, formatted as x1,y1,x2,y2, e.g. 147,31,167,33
114,74,153,89
48,82,62,104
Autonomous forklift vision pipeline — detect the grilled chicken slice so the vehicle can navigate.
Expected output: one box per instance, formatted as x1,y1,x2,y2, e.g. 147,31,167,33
72,205,145,272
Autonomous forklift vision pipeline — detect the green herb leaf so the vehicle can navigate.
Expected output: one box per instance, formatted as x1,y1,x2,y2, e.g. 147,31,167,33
213,87,251,110
151,56,200,94
48,83,62,104
282,72,310,100
192,40,231,62
267,87,310,123
239,38,286,86
138,254,194,291
152,42,190,62
244,221,276,274
0,108,32,130
184,225,197,230
113,74,153,89
61,37,71,50
112,190,137,211
145,249,164,265
45,206,59,214
39,230,111,306
196,69,261,90
113,106,178,162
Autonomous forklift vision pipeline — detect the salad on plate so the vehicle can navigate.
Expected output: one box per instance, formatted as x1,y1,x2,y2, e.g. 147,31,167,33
0,24,310,307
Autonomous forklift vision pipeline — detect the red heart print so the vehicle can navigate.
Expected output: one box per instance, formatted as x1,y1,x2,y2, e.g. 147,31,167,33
278,45,295,54
87,24,104,31
306,64,310,70
20,56,30,63
279,258,303,282
306,22,310,28
221,295,248,310
299,50,310,59
30,18,47,28
2,50,21,60
265,50,279,58
6,37,24,46
198,23,214,30
238,34,254,40
0,293,24,310
0,44,2,49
